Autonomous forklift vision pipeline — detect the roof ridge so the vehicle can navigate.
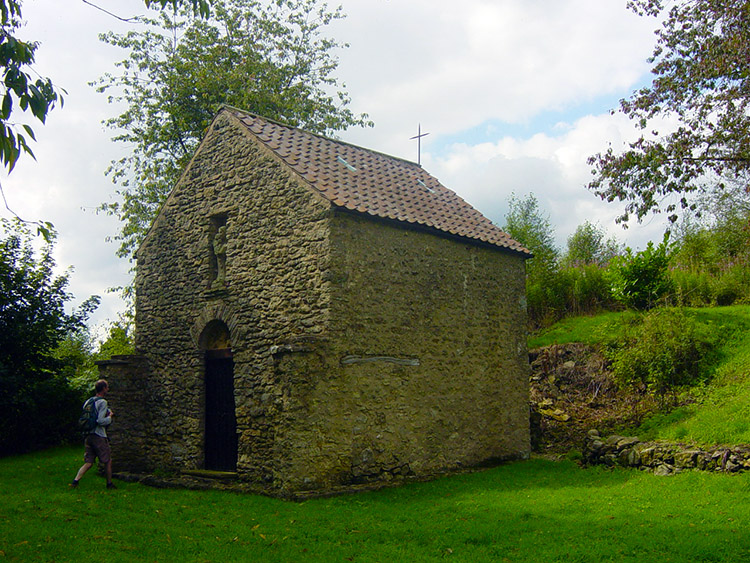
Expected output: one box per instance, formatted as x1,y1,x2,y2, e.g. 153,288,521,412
221,105,424,169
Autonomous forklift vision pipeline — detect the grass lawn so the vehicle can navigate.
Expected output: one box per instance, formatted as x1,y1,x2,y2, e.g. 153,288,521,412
2,446,750,562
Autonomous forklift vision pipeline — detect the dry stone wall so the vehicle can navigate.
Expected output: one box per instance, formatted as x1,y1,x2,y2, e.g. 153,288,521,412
585,430,750,475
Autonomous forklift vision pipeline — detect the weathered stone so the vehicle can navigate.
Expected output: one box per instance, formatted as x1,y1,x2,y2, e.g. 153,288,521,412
653,464,674,476
625,448,641,467
586,434,750,476
616,437,640,449
673,450,700,468
606,435,625,447
602,454,617,466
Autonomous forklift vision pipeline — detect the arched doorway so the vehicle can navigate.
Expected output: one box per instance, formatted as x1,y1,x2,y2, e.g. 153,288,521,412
200,320,238,471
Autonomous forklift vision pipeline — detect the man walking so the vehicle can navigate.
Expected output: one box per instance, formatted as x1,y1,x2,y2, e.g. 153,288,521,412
70,379,116,489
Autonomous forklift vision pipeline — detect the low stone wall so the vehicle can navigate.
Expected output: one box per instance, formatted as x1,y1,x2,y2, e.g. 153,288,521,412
584,430,750,475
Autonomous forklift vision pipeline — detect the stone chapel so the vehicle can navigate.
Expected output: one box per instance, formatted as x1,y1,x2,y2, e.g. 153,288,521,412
100,106,532,496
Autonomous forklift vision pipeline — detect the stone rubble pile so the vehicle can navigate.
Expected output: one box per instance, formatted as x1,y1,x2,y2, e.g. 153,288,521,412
584,429,750,475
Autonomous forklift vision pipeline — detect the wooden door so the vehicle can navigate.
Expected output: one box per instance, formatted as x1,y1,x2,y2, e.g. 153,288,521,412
205,350,237,471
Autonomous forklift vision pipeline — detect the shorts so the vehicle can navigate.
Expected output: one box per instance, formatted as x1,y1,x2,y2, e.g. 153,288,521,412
84,434,111,464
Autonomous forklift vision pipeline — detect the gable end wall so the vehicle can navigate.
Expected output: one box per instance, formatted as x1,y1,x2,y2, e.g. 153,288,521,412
132,112,332,478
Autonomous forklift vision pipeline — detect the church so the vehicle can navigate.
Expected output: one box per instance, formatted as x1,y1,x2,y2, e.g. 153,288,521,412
100,106,532,496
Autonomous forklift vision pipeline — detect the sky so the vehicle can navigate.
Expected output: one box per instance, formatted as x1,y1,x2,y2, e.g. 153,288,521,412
1,0,670,332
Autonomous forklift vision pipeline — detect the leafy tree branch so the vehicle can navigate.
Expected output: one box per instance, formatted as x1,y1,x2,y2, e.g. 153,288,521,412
95,0,372,261
588,0,750,225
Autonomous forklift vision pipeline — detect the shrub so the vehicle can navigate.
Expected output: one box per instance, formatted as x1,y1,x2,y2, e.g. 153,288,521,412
601,308,716,401
607,238,673,310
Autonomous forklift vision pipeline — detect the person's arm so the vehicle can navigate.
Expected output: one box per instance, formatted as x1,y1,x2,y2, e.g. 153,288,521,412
96,399,112,427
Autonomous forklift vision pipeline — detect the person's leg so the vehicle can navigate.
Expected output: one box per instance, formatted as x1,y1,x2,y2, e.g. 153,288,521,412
70,462,93,486
75,461,93,480
95,437,115,488
105,460,113,485
71,438,97,487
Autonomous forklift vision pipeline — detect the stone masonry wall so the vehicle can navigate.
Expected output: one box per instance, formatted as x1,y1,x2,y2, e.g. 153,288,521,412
134,111,332,482
96,355,151,473
585,430,750,475
272,211,531,492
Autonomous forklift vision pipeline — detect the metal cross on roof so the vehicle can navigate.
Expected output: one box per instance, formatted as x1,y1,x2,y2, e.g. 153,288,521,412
410,124,429,165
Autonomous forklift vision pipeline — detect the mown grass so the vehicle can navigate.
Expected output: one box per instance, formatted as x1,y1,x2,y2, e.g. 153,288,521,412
2,446,750,562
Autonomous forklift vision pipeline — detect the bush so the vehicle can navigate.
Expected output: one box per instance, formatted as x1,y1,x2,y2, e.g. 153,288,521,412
607,238,673,310
601,308,716,401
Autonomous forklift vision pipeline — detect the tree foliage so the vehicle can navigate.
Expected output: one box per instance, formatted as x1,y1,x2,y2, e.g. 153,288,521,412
588,0,750,225
0,0,61,176
0,0,210,175
503,193,563,325
0,219,99,455
0,0,212,239
95,0,371,260
562,221,621,268
503,193,559,282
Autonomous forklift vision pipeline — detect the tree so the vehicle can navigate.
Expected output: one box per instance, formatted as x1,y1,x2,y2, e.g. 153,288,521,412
95,0,372,261
562,221,621,267
0,219,98,455
587,0,750,226
0,0,211,238
503,193,561,325
503,192,559,283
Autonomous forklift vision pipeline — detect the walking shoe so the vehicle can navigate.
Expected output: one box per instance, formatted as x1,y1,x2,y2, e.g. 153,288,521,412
106,482,117,489
69,480,79,488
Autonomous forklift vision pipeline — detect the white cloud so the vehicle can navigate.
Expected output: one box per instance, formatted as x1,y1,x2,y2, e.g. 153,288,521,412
423,111,670,251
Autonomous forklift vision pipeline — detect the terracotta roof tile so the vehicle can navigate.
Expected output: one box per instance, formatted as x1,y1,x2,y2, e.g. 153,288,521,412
228,108,530,256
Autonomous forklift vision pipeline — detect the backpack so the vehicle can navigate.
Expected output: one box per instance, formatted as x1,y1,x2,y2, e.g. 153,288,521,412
78,397,102,435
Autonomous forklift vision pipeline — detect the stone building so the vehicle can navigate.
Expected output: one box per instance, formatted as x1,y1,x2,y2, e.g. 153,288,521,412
102,106,532,496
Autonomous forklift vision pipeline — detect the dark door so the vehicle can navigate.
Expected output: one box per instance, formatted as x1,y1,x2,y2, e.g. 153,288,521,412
205,350,238,471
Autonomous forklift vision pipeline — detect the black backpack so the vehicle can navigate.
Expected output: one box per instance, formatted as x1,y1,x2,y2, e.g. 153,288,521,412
78,397,102,435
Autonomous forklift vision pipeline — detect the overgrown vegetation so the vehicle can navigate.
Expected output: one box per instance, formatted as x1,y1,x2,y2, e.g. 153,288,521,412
530,305,750,448
506,191,750,328
600,308,716,401
0,220,134,456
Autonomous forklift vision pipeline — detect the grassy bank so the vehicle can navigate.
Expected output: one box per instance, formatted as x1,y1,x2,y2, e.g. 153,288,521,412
2,446,750,562
530,305,750,446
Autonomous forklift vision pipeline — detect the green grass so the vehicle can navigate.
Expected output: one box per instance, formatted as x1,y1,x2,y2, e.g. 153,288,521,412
2,446,750,562
528,311,638,349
